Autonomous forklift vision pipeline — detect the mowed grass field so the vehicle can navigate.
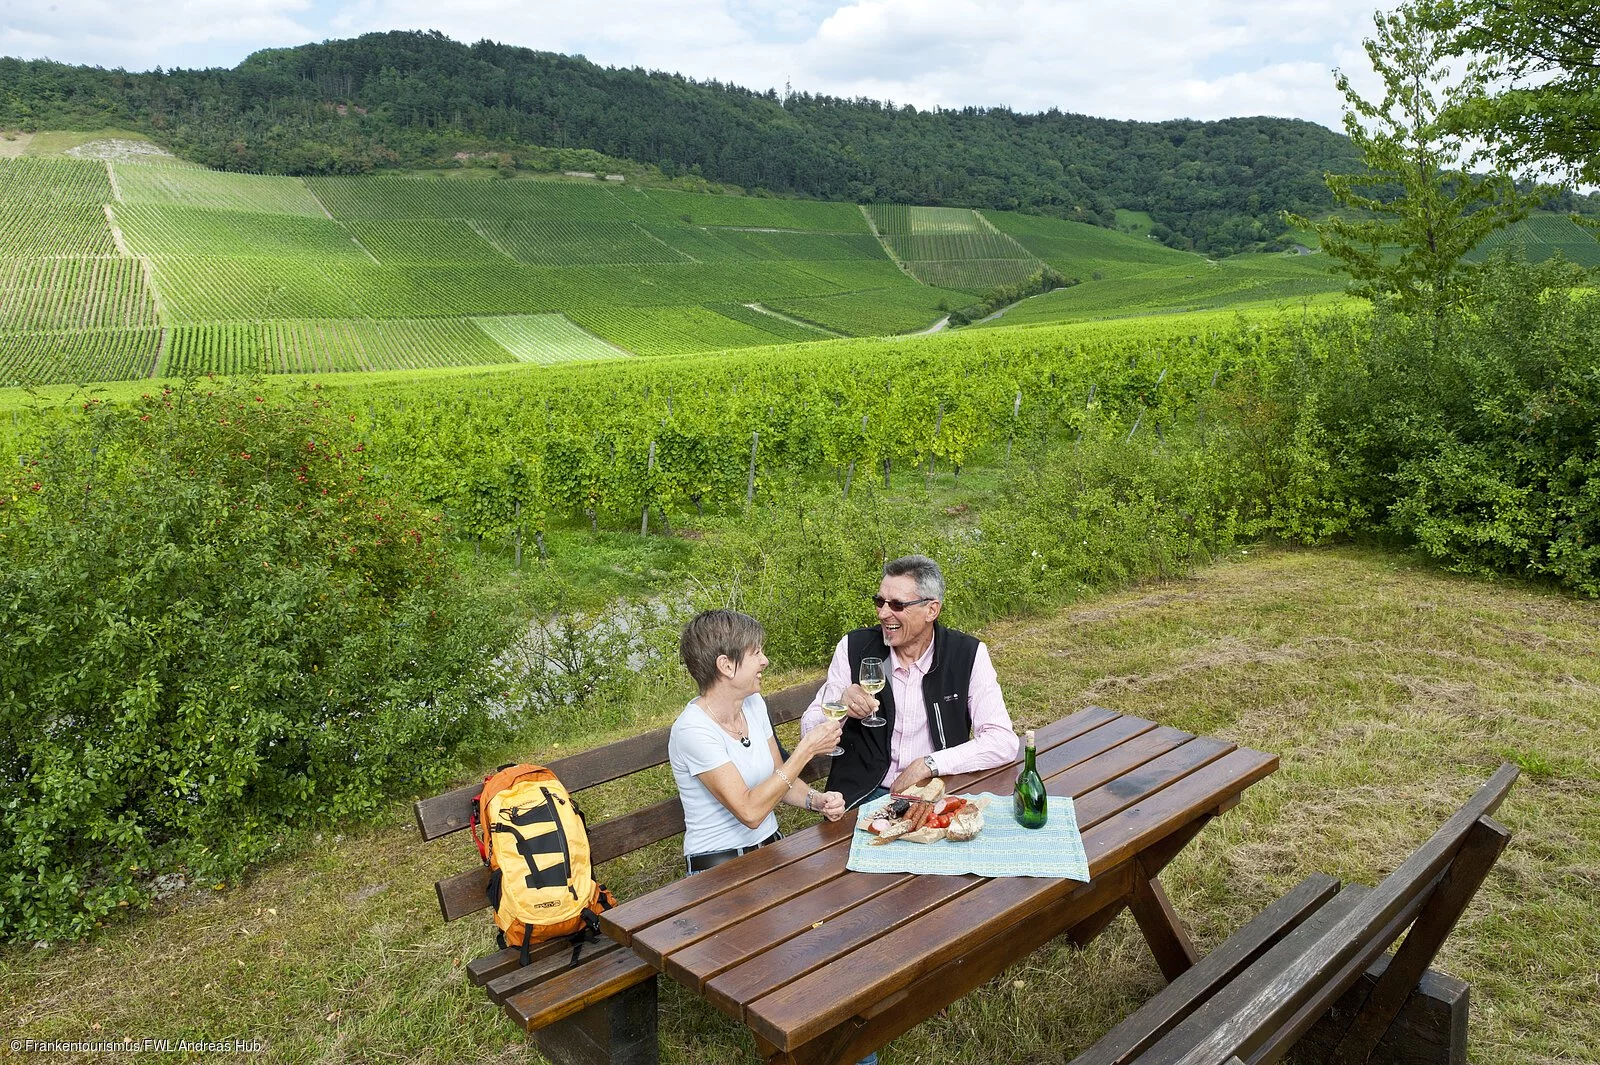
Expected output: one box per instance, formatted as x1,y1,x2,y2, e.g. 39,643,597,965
1,547,1593,1064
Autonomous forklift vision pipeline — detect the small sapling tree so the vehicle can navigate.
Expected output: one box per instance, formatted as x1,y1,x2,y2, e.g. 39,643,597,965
1291,6,1543,332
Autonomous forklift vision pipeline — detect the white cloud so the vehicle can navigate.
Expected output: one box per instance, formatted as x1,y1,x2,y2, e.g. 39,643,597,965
0,0,314,69
0,0,1404,130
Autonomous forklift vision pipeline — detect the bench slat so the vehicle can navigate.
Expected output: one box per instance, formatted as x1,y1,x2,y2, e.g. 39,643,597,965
468,944,544,987
486,936,622,1005
1069,873,1344,1065
1138,763,1518,1065
1327,815,1509,1065
502,947,657,1032
415,674,827,842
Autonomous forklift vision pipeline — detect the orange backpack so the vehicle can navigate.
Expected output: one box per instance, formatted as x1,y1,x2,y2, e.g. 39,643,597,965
472,764,614,964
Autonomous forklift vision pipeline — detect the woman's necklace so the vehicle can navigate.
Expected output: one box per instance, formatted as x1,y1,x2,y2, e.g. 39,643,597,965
697,694,752,741
706,702,751,747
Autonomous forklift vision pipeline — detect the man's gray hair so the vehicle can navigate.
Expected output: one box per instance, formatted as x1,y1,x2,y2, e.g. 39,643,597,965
883,555,945,602
679,609,765,693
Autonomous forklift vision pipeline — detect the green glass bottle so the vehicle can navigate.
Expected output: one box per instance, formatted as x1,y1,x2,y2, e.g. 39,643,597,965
1013,729,1048,829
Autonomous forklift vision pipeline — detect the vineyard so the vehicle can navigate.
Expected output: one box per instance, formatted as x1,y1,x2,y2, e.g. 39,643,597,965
1468,212,1600,267
308,312,1300,549
864,205,1043,292
0,328,160,387
983,256,1344,326
471,314,631,363
0,150,1357,387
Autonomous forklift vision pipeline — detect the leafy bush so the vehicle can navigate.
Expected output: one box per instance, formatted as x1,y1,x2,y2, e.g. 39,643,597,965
0,384,510,942
686,488,944,665
686,422,1248,665
1279,257,1600,593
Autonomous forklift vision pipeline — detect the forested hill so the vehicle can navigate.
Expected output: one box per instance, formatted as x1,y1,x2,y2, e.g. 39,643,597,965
0,30,1362,255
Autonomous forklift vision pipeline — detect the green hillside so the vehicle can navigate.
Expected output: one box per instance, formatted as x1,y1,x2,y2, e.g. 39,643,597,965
0,33,1369,256
0,147,1358,387
1468,213,1600,267
2,155,1005,386
977,253,1346,327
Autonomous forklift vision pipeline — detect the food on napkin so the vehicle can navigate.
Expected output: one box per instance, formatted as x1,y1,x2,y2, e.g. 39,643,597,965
862,780,989,844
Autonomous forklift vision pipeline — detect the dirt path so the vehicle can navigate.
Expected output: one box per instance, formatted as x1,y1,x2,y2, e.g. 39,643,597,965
742,302,844,337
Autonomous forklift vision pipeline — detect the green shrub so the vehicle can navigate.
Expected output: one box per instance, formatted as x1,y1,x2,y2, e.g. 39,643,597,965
686,488,945,665
0,384,510,942
686,424,1248,665
1280,256,1600,593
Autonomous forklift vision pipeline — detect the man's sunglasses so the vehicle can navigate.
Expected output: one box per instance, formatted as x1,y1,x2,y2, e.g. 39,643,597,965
871,595,934,612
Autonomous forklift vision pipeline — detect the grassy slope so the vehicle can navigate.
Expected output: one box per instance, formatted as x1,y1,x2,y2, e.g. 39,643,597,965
979,254,1349,327
0,138,1366,388
2,546,1595,1063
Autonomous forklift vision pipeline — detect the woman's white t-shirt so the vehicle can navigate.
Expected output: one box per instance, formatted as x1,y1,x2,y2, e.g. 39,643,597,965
669,694,779,857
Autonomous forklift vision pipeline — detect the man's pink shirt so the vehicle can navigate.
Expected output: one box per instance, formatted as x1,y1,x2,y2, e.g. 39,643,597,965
800,631,1018,787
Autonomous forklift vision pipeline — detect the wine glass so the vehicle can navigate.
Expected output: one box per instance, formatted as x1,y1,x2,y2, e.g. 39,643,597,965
820,689,848,757
858,657,887,728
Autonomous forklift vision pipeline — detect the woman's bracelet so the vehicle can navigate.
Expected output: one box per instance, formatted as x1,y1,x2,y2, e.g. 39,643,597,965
774,767,795,791
804,791,815,812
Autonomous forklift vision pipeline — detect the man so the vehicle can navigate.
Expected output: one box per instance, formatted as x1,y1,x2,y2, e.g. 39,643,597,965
802,555,1018,810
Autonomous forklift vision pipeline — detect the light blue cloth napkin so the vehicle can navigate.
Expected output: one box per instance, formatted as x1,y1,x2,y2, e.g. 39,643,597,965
846,793,1089,880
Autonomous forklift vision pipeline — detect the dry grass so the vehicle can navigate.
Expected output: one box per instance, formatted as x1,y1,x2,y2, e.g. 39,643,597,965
3,546,1596,1064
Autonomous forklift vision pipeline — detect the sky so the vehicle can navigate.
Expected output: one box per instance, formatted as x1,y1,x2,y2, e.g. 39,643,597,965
1,0,1402,132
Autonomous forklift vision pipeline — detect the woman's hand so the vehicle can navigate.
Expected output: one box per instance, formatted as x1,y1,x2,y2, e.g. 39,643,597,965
817,791,847,821
797,716,843,759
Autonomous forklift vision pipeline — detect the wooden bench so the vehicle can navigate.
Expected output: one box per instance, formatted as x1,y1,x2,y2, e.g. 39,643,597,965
412,677,827,1065
1070,762,1518,1065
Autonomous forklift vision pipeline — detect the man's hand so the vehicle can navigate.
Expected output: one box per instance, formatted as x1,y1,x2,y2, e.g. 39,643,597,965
817,791,847,821
888,757,935,796
840,683,880,719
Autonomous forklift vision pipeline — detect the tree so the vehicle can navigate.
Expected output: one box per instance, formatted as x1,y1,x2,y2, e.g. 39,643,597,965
1417,0,1600,185
1293,6,1542,323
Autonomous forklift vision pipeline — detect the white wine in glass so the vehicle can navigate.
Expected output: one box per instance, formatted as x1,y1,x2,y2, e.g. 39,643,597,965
859,657,887,727
821,699,848,757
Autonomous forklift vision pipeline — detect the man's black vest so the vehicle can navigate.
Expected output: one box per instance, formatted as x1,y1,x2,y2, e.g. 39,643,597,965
827,624,981,809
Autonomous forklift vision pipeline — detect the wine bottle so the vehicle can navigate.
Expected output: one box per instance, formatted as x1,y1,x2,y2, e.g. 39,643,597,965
1013,729,1047,829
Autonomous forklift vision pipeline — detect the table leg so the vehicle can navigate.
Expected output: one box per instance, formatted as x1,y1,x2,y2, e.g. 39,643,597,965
1067,813,1212,976
1128,867,1199,981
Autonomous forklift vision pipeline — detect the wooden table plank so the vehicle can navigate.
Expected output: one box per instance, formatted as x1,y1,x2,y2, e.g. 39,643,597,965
704,873,982,1016
602,817,857,943
780,862,1141,1065
604,707,1141,945
659,725,1218,1001
745,746,1277,1050
666,864,905,994
633,844,854,967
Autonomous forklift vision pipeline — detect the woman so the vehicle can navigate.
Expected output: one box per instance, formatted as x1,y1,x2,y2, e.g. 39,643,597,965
670,609,847,873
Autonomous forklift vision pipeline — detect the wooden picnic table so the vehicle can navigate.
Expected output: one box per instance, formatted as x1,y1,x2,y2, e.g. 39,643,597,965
600,706,1279,1065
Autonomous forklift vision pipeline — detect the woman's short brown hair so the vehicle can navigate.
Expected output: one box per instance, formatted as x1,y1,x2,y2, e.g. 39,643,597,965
679,609,765,693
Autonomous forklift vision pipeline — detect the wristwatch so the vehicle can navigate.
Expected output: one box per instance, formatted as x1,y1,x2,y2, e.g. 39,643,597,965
922,754,938,776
